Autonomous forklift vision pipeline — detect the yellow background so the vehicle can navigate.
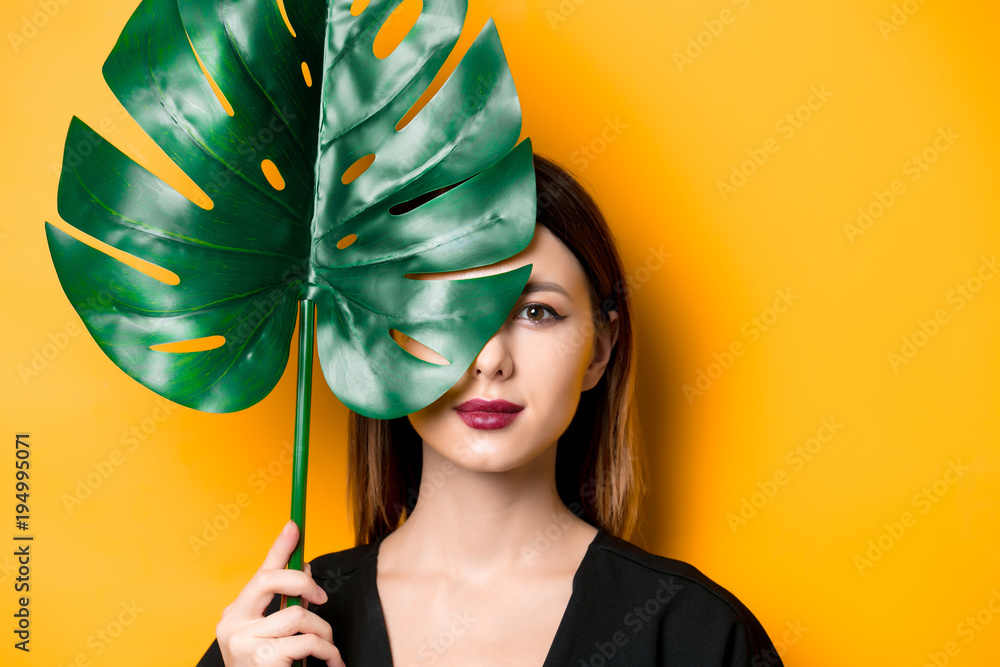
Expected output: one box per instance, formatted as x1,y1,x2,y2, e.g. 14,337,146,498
2,0,998,664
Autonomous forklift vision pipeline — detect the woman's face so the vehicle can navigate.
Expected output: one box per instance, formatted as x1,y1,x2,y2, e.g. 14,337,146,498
405,224,619,473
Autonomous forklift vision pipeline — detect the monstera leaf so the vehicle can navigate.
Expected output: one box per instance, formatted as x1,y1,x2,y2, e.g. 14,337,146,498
45,0,536,419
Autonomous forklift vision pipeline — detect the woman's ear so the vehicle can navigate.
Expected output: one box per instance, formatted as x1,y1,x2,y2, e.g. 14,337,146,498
582,310,619,391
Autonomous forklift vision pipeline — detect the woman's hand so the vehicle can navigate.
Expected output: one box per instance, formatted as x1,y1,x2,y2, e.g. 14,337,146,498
215,520,346,667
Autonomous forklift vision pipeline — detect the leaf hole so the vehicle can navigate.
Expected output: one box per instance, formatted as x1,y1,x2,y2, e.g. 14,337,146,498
372,0,422,60
149,335,226,353
67,112,214,211
405,259,534,283
351,0,370,16
301,61,312,87
186,32,234,117
261,159,286,190
336,233,358,249
393,8,469,132
342,153,375,185
276,0,296,37
394,68,452,132
388,179,465,215
389,328,451,365
48,219,181,286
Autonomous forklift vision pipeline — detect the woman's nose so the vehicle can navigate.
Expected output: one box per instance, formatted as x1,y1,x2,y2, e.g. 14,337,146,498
471,330,513,379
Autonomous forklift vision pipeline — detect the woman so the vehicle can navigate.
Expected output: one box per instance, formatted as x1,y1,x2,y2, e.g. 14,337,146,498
198,155,784,667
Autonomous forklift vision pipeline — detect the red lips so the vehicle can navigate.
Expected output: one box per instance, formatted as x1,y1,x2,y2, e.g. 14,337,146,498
454,398,523,430
455,398,523,413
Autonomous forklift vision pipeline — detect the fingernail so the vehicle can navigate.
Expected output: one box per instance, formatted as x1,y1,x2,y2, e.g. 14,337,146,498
320,587,329,603
283,520,294,534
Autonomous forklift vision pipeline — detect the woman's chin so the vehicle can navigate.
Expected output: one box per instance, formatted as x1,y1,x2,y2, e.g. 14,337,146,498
450,439,516,470
440,436,555,476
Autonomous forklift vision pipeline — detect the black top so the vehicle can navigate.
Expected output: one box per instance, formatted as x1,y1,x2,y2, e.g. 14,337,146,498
196,526,783,666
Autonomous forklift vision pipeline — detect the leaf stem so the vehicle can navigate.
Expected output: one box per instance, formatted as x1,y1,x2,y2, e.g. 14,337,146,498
283,298,315,667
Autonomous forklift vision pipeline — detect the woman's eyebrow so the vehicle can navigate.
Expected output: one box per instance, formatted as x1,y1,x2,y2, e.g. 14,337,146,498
521,281,570,298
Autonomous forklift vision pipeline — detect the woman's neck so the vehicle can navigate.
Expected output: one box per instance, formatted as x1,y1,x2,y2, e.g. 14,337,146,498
381,440,593,580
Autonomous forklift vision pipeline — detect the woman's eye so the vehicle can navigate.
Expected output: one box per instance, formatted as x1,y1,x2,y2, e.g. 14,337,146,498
514,303,563,323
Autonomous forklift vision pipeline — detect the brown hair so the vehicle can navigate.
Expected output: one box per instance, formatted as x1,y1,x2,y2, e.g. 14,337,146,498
347,153,647,545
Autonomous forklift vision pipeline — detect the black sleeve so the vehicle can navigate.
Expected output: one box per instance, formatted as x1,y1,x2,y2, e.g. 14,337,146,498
659,579,785,667
721,610,785,667
195,593,282,667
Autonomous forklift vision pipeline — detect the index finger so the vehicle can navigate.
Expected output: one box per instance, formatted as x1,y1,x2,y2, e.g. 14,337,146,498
261,520,299,572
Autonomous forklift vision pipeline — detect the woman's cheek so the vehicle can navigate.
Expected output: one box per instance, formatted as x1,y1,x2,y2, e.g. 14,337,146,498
532,333,592,398
549,322,596,373
407,400,449,444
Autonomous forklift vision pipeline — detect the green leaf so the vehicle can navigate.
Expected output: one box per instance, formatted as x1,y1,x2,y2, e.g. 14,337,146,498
45,0,535,418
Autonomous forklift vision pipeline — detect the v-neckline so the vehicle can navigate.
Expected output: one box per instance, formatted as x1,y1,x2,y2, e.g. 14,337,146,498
368,525,605,666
